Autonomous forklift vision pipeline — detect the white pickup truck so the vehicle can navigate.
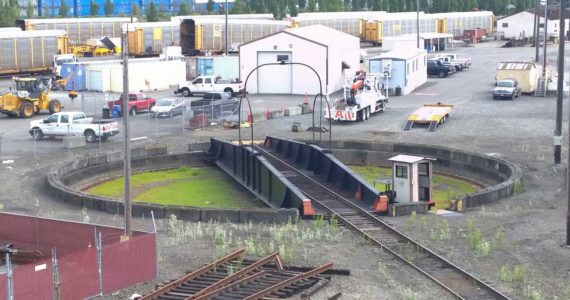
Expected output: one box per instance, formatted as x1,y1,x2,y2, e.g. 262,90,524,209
29,112,119,142
324,75,387,122
435,54,471,69
175,75,242,97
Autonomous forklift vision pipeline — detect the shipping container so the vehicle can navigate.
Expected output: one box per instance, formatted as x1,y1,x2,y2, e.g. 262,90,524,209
180,18,291,55
60,62,87,91
125,21,180,56
97,58,185,92
186,57,198,80
0,30,68,76
196,57,213,76
86,67,112,92
212,56,239,80
16,17,134,45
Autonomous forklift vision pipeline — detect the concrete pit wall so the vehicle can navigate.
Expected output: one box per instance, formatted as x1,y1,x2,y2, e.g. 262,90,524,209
47,144,298,223
310,140,522,209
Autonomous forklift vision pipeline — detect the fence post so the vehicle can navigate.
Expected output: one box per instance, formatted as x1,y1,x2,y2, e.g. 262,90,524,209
151,211,158,280
6,253,13,300
52,247,60,300
95,228,103,295
33,128,37,161
0,133,3,160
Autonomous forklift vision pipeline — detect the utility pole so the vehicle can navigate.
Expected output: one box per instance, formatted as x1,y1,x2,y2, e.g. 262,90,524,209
416,0,420,49
543,0,548,77
225,0,228,55
555,0,565,165
535,0,541,62
122,28,132,238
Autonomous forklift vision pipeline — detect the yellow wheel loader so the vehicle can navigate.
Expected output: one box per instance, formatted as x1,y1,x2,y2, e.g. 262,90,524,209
0,77,63,118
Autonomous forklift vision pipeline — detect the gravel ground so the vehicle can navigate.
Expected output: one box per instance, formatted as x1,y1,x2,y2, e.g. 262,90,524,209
1,41,570,299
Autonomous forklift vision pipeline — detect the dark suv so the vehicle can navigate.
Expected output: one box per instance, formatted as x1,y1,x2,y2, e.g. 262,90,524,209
427,60,453,78
190,92,239,118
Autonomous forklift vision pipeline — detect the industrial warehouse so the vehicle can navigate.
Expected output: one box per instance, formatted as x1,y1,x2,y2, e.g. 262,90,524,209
1,1,570,299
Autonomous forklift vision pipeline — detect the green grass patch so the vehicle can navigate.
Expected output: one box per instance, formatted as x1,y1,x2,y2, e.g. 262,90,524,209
350,165,478,209
135,179,259,208
85,166,263,208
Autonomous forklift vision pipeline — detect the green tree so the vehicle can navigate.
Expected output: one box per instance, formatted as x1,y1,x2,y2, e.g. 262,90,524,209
289,0,298,16
0,0,19,27
132,3,141,16
317,0,327,11
59,0,68,17
230,0,250,14
104,0,114,16
370,0,381,10
308,0,316,11
89,0,99,15
270,0,279,18
146,1,158,21
178,2,189,15
206,0,214,13
298,0,306,10
26,0,35,18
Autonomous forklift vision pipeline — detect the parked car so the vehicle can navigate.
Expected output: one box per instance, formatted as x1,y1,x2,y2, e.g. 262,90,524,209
108,93,156,116
427,60,452,78
150,98,185,118
29,112,119,142
190,92,239,119
493,79,522,100
176,75,243,97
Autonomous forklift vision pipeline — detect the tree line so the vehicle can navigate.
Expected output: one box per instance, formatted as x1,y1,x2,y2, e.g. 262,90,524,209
0,0,538,27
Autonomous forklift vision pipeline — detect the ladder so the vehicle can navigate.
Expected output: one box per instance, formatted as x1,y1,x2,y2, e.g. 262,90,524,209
535,77,547,97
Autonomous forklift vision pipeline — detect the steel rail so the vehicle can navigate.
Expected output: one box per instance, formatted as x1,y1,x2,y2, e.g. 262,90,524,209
139,248,245,300
242,263,334,300
254,145,510,300
186,252,282,300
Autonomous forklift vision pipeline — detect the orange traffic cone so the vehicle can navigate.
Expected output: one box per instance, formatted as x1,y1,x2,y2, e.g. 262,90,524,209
303,199,316,216
355,185,362,201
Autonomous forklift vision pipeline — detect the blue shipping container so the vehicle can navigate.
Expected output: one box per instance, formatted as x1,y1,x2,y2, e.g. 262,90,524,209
61,63,86,91
196,57,214,76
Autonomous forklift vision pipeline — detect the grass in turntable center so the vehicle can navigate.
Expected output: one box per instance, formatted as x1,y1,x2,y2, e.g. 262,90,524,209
85,166,264,208
350,165,479,209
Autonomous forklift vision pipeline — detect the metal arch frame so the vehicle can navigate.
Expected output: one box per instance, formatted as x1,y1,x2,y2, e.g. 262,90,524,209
238,61,332,148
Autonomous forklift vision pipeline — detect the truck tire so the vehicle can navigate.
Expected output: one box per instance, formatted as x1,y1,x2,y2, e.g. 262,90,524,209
84,130,97,143
19,102,34,118
31,128,43,140
224,88,234,97
181,88,192,97
438,71,446,78
130,107,137,116
48,100,62,114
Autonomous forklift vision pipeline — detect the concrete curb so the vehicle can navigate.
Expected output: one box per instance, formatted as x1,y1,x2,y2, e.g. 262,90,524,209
305,140,522,210
47,144,299,223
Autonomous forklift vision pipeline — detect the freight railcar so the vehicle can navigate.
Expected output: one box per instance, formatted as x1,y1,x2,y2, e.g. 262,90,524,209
180,18,291,55
0,27,22,32
171,13,274,23
291,11,385,38
0,30,68,75
16,17,134,45
124,22,180,56
361,11,494,45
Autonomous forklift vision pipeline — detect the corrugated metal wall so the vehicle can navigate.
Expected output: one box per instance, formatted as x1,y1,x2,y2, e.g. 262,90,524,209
0,36,59,74
199,22,289,51
31,21,126,44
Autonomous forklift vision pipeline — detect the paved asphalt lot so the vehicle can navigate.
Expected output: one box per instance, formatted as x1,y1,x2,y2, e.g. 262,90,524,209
0,41,568,161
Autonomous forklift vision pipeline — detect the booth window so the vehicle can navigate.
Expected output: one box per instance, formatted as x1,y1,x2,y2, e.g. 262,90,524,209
396,165,408,179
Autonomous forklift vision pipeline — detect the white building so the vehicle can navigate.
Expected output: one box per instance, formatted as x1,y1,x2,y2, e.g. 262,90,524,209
498,10,569,39
366,48,427,96
239,24,360,95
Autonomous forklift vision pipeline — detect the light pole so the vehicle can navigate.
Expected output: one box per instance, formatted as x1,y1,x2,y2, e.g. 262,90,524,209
542,0,548,77
535,0,540,62
416,0,420,49
122,27,132,238
238,61,332,149
224,0,228,55
555,0,565,165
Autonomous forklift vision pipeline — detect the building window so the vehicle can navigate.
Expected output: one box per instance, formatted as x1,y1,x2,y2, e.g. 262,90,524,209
396,165,408,179
502,23,508,28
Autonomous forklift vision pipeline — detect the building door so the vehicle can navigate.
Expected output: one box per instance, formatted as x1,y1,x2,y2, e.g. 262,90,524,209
256,51,292,94
394,164,410,203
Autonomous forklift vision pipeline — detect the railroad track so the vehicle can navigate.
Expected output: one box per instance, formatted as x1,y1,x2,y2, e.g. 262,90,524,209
254,145,510,300
140,248,332,300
